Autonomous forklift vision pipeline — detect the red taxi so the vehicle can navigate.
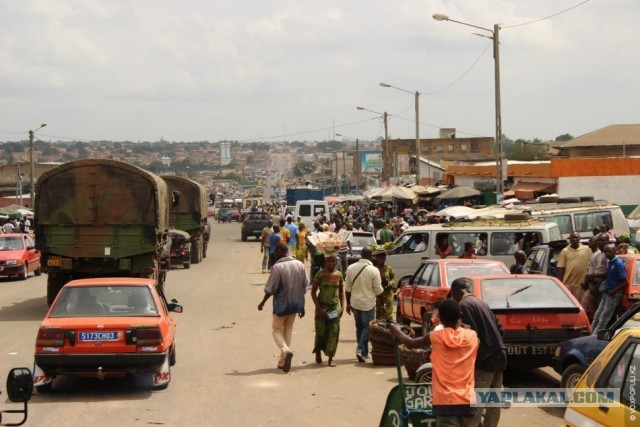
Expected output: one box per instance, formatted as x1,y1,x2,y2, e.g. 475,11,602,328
462,275,591,368
0,233,41,280
396,259,509,330
33,277,182,391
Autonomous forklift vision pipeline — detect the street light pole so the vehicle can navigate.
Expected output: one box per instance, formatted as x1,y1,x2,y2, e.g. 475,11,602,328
433,13,504,199
380,82,421,185
29,123,47,205
357,107,390,184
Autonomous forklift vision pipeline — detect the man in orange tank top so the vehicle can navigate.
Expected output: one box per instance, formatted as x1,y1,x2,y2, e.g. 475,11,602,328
391,299,479,426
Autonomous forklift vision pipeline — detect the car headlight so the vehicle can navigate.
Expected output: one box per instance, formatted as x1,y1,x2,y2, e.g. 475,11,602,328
5,259,17,265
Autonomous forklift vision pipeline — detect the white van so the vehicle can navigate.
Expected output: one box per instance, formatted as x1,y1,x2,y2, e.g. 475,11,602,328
295,200,329,227
386,219,563,278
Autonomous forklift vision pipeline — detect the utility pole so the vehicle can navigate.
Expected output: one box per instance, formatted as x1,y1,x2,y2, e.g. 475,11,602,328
355,138,359,194
29,123,46,206
383,112,389,183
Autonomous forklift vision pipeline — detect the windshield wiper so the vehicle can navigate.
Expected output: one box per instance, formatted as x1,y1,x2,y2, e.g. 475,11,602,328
505,285,532,308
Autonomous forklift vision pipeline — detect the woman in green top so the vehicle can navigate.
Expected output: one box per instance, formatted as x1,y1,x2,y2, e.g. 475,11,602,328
375,252,396,322
311,254,344,367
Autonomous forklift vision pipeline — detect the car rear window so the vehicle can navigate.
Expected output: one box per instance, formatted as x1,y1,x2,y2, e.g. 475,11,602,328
445,263,508,285
480,277,577,309
50,286,159,317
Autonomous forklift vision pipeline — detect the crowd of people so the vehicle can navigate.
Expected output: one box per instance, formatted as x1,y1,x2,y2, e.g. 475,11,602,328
0,217,31,234
254,200,637,426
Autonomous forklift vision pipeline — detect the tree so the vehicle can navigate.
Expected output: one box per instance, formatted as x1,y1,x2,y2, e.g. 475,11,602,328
555,133,574,141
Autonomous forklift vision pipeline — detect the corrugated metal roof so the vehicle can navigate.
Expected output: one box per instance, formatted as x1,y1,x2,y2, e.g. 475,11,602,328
560,124,640,147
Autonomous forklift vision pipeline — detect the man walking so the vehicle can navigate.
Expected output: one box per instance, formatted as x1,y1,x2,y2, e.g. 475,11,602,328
345,247,383,362
557,232,591,304
591,243,627,335
258,243,308,373
450,278,506,427
284,216,298,255
260,220,273,273
581,235,608,319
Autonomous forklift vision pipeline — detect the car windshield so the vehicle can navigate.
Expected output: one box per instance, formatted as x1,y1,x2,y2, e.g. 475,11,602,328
0,236,24,251
480,277,577,309
352,234,376,249
49,285,159,317
445,262,508,286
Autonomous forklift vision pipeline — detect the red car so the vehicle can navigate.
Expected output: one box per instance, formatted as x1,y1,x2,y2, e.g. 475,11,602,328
33,277,182,391
0,233,41,280
396,259,510,329
462,274,590,368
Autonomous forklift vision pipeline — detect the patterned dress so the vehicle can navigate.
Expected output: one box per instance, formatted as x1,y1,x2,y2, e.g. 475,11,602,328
313,269,343,357
376,265,396,322
295,229,308,262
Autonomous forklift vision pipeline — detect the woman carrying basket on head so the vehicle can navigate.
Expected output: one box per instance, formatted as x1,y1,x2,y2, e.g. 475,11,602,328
311,252,344,367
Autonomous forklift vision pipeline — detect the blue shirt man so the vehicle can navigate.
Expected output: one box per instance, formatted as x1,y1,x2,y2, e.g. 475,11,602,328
591,244,628,334
285,218,298,249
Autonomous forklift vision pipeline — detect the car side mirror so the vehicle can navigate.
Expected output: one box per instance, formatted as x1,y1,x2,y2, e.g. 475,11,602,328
168,300,183,313
1,367,33,426
597,329,613,341
399,275,413,287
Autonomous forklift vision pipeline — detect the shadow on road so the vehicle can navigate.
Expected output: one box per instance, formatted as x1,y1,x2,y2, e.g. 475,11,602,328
0,297,47,321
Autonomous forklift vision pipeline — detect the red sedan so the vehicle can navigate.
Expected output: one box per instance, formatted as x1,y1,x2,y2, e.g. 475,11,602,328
0,233,41,280
33,277,182,391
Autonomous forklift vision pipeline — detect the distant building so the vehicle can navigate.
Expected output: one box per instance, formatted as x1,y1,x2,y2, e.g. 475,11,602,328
555,124,640,158
220,142,232,166
160,156,171,167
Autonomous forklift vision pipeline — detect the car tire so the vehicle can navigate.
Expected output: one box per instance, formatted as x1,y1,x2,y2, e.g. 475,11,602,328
241,233,247,242
20,263,28,280
47,276,67,306
561,363,586,393
183,261,190,269
34,261,42,276
421,311,432,337
169,344,177,366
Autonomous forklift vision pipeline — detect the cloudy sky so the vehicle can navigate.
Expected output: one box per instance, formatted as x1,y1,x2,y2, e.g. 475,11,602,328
1,0,638,144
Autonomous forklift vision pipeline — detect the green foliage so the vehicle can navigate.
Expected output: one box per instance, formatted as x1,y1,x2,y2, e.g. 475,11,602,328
555,133,574,141
317,141,345,151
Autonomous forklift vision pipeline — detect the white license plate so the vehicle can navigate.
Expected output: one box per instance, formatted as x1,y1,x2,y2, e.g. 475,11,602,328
78,331,119,342
506,345,557,356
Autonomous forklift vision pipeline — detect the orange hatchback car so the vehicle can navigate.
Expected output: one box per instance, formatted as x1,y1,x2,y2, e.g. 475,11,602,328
396,259,510,330
462,274,591,368
33,277,182,391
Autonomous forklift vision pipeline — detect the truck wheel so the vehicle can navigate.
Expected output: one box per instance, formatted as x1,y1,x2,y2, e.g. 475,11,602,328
34,261,42,276
47,276,67,306
202,242,208,259
191,241,201,264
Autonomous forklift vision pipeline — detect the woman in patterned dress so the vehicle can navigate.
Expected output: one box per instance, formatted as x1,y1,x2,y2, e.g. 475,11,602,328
295,221,308,262
311,254,344,367
375,252,396,322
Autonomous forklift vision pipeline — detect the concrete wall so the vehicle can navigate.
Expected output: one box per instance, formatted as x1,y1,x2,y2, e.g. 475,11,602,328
559,175,640,208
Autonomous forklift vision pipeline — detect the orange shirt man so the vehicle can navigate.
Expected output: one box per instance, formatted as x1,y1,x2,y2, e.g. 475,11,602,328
392,299,479,425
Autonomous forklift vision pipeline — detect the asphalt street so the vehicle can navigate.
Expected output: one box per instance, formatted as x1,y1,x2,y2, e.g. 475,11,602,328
0,220,566,426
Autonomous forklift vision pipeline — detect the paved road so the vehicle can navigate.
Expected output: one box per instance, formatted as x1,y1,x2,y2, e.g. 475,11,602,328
0,221,566,426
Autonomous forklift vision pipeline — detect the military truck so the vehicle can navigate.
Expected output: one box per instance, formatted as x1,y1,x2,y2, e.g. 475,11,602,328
35,159,172,306
160,175,210,263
